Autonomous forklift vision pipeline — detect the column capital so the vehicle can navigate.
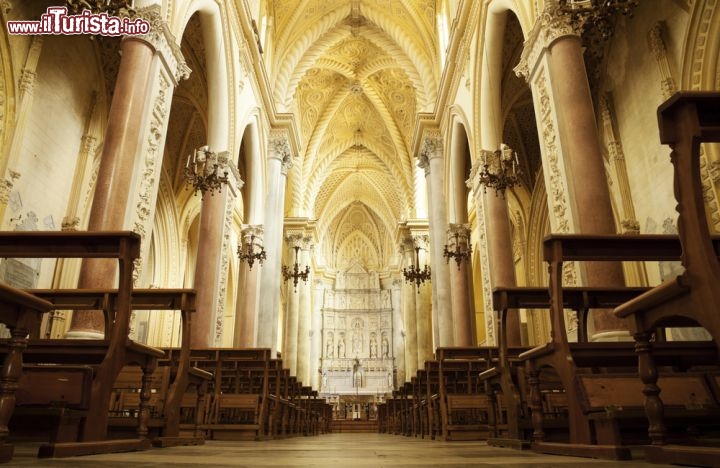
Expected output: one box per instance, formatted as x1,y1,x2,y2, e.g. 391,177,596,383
269,131,294,173
447,222,472,238
514,1,581,81
241,224,264,242
132,4,191,85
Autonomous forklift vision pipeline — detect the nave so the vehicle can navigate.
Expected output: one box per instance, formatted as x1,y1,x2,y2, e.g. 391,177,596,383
7,434,676,467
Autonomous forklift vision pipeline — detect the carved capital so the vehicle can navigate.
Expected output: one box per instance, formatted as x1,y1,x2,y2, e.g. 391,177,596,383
515,1,581,81
133,4,191,85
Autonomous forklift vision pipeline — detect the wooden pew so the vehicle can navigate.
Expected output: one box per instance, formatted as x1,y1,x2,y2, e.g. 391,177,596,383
435,347,494,441
23,288,211,447
188,348,273,440
522,234,720,460
487,286,650,450
613,92,720,467
0,283,52,462
0,231,164,458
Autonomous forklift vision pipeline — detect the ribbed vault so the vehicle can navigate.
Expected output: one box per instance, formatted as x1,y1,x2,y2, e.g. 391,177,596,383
270,0,438,271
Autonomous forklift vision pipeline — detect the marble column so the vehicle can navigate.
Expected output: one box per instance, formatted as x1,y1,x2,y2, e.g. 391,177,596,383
400,237,418,379
234,225,264,347
417,134,454,347
414,237,433,366
446,223,476,346
68,14,185,337
296,236,313,384
515,3,626,337
282,234,302,376
257,133,293,352
310,279,326,389
390,278,404,386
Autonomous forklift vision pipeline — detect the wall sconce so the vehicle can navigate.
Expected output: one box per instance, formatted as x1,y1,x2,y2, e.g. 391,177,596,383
443,224,472,269
282,245,310,292
477,144,521,197
238,233,266,270
184,146,230,197
402,246,431,291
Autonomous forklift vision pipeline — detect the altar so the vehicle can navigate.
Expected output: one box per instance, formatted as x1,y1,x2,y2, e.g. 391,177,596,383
319,263,395,400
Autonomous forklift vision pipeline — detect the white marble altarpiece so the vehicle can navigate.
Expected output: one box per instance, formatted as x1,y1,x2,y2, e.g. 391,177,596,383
320,263,394,398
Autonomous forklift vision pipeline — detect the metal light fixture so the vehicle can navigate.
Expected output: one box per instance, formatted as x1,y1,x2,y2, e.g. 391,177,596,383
282,245,310,291
443,225,472,270
66,0,136,17
184,146,230,197
477,144,521,197
238,234,266,270
403,246,431,291
558,0,639,41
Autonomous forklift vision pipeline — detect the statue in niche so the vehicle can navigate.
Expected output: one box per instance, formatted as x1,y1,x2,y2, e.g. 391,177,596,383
338,336,346,358
381,335,389,358
352,332,362,355
326,334,334,358
369,336,377,358
322,371,328,389
352,358,362,387
382,291,391,308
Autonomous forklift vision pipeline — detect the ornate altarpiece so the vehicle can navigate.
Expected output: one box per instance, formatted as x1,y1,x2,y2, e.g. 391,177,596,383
320,262,394,400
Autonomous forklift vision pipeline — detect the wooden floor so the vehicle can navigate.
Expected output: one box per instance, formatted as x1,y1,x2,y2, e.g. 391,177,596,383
6,434,680,467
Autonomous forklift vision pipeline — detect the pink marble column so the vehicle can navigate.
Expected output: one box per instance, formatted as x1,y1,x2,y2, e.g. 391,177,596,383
191,190,227,348
234,226,264,347
446,224,476,346
485,192,522,346
548,35,626,334
68,37,155,337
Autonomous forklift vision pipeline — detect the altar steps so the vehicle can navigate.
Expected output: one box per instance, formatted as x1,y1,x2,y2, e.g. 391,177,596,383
330,419,379,433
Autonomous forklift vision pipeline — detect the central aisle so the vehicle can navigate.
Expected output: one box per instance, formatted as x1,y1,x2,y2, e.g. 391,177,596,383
9,434,676,467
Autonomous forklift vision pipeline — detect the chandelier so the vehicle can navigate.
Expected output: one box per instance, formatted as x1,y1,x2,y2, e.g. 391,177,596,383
66,0,136,17
443,226,472,269
558,0,639,40
237,234,266,270
402,246,431,291
476,144,520,197
282,245,310,292
184,146,230,197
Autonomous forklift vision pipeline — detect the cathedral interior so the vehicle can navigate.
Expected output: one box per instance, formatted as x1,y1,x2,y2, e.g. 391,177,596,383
0,0,719,466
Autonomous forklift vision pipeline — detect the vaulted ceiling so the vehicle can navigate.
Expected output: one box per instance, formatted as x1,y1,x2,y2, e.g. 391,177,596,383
269,0,440,272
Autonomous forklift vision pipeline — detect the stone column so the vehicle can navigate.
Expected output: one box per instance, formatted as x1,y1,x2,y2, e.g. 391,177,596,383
234,225,264,347
414,235,433,365
282,234,302,376
446,223,476,346
400,236,418,379
515,3,626,338
417,133,453,347
296,236,313,384
257,133,293,352
310,279,326,389
68,7,190,337
390,278,404,386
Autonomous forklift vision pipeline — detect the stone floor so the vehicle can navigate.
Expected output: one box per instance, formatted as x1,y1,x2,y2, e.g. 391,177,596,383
6,434,681,467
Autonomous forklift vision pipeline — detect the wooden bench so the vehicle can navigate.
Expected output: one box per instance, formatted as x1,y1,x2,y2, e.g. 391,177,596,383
521,234,720,460
23,288,211,448
435,347,495,441
487,286,650,450
188,348,273,440
0,283,52,462
0,231,163,458
613,92,720,467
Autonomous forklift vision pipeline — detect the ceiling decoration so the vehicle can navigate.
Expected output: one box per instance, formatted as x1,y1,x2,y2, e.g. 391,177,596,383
270,0,439,272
